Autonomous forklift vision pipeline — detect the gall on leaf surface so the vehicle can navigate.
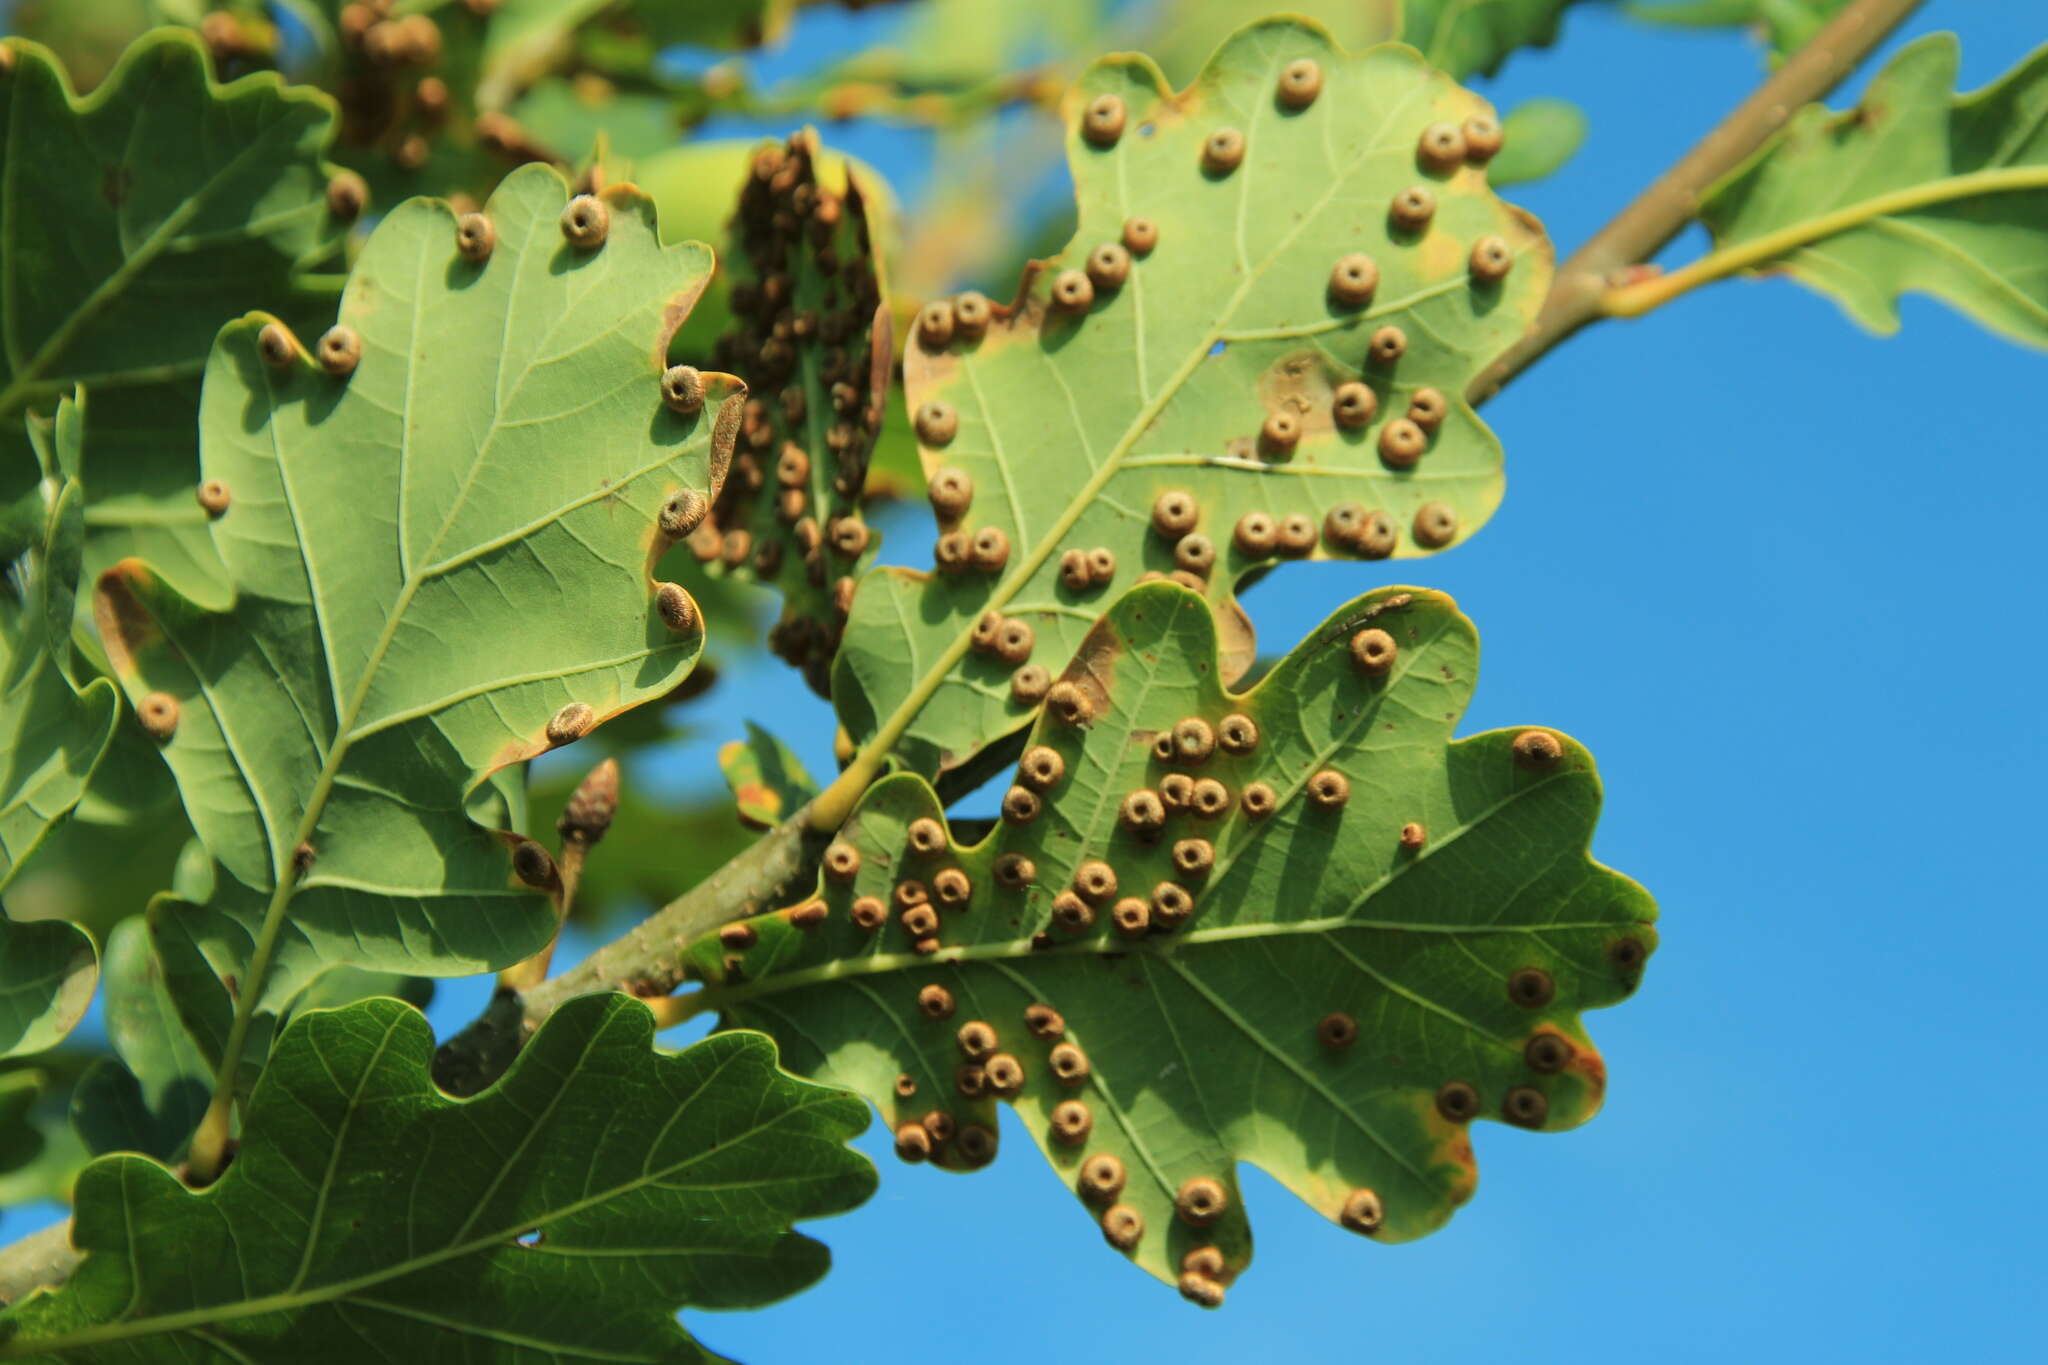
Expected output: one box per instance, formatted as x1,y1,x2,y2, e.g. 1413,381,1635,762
90,163,745,1035
1146,0,1587,83
1696,34,2048,346
699,132,891,696
833,19,1551,779
0,30,355,610
695,582,1655,1295
1,400,112,1057
0,996,875,1362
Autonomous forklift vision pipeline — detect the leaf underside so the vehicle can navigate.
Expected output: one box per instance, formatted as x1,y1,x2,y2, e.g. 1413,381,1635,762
0,996,876,1363
835,19,1552,780
1700,34,2048,346
697,581,1656,1295
92,162,743,1033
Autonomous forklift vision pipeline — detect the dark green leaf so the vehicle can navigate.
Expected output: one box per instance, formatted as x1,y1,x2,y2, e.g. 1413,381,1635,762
66,918,207,1160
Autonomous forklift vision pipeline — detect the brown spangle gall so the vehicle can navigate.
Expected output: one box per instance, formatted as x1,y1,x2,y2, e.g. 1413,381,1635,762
1276,514,1317,557
928,466,972,519
993,617,1034,663
138,692,180,742
934,530,969,573
1020,745,1066,790
1318,1011,1359,1050
1324,502,1368,551
1122,216,1159,255
915,401,960,449
1504,1086,1549,1128
1086,546,1117,581
1086,241,1132,292
971,609,1004,653
1612,936,1649,973
1339,1188,1385,1235
956,1123,999,1165
1083,93,1127,147
1525,1033,1574,1073
1390,184,1437,231
546,701,594,746
451,211,495,264
906,817,947,857
917,300,955,349
1174,534,1217,578
1151,881,1194,929
933,867,972,908
953,291,992,339
1171,838,1216,878
1436,1080,1480,1123
1120,789,1167,838
1152,490,1198,537
257,321,296,369
956,1063,988,1098
1399,821,1427,851
851,896,886,930
894,1122,932,1163
1512,729,1564,770
1102,1204,1145,1250
957,1020,999,1059
196,480,232,517
1333,381,1378,430
828,518,869,559
1413,501,1459,548
1358,509,1398,558
1074,859,1118,905
1278,56,1323,109
893,1073,918,1100
325,169,368,223
1169,569,1206,593
922,1110,957,1144
1176,1177,1228,1227
1308,769,1351,809
1350,627,1397,676
1189,778,1231,820
894,880,930,910
1080,1153,1126,1202
1049,1042,1091,1086
1233,511,1277,557
1010,664,1051,705
1369,326,1408,364
1051,269,1095,313
984,1052,1025,1096
1046,680,1094,724
655,582,699,633
901,904,940,938
560,194,608,248
1023,1003,1064,1040
1378,418,1429,469
1241,781,1277,818
1160,774,1196,811
1259,409,1301,457
1183,1247,1227,1279
659,489,708,540
1507,966,1556,1008
1179,1274,1226,1309
1049,1099,1094,1146
751,540,783,576
717,921,757,952
512,839,558,890
788,899,827,929
1153,732,1177,763
1058,548,1092,591
1406,387,1449,432
1171,717,1216,764
995,852,1038,888
1470,235,1514,284
1218,713,1258,754
1111,897,1151,938
1418,121,1468,170
1463,113,1504,162
832,576,857,617
914,984,957,1023
996,785,1042,831
1329,253,1379,307
1202,126,1246,174
1051,890,1094,933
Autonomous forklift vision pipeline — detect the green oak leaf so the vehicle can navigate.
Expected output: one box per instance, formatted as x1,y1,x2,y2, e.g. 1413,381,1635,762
836,19,1551,779
700,133,890,695
0,1053,93,1208
0,994,876,1361
720,720,820,830
1144,1,1586,84
1626,0,1850,60
1488,97,1590,188
66,917,208,1160
90,162,746,1030
695,581,1655,1296
1687,35,2048,347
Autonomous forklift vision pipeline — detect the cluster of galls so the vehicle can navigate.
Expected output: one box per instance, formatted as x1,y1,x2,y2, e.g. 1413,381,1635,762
825,818,976,956
701,135,883,694
891,995,1079,1174
324,1,499,176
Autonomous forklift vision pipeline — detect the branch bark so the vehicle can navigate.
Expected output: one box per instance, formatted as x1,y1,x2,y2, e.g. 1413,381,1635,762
0,1222,78,1307
1467,0,1927,404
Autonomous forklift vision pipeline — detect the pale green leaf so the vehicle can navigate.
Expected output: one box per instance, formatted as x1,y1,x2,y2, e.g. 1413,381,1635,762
1143,1,1586,83
0,995,876,1361
91,162,745,1027
699,581,1655,1295
1487,97,1589,187
1694,35,2048,346
836,20,1551,779
1627,0,1850,59
719,720,819,829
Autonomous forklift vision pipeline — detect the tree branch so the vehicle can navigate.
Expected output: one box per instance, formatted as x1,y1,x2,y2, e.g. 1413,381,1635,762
0,1222,79,1307
1467,0,1927,404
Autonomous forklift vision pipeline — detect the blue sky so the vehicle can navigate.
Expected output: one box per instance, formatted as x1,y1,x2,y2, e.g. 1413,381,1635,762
15,3,2047,1361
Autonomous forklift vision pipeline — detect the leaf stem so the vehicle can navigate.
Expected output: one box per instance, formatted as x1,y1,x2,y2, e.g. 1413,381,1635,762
1600,165,2048,316
1466,0,1928,403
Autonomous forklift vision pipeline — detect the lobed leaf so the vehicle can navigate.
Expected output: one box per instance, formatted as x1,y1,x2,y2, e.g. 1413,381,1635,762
1692,35,2048,347
91,162,744,1030
67,916,214,1161
720,720,820,830
1143,0,1587,83
836,19,1551,779
0,995,876,1361
699,133,891,695
695,581,1655,1297
1626,0,1851,60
